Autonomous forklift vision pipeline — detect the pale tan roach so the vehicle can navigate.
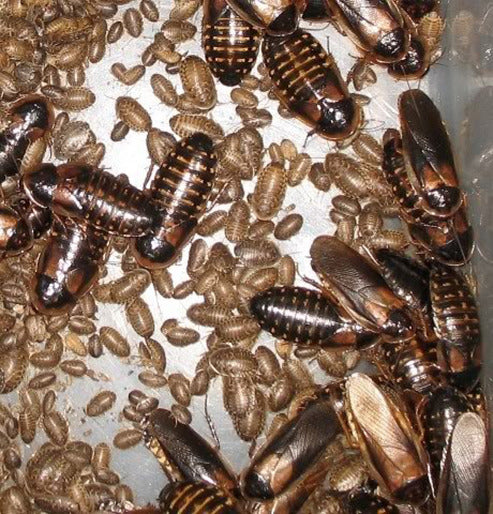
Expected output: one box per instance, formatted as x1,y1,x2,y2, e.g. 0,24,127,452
0,486,30,513
139,0,159,21
78,293,97,318
67,66,86,87
210,347,258,378
208,242,236,273
138,370,167,388
150,268,173,298
107,21,124,43
288,152,312,187
274,213,303,240
24,314,47,342
18,407,36,443
54,120,95,160
326,452,368,492
187,303,232,327
173,279,196,299
317,347,349,377
42,86,96,111
325,153,373,199
247,220,274,240
150,41,182,65
88,334,103,358
169,0,200,20
68,316,96,335
99,327,130,357
92,442,111,470
252,163,287,221
135,394,159,414
90,18,107,41
65,332,88,356
150,73,177,107
236,107,273,128
214,176,244,204
278,139,297,162
43,410,69,446
216,316,261,343
60,359,88,377
123,7,143,37
123,405,145,424
71,142,105,167
213,277,238,309
125,297,154,338
115,484,134,504
347,59,377,91
197,210,227,236
111,63,146,85
367,230,409,251
190,368,210,396
166,326,200,347
254,346,280,386
241,74,261,90
223,377,257,416
146,128,176,166
235,239,280,266
42,390,56,415
418,11,445,51
231,87,258,108
51,42,88,71
232,388,265,442
268,142,285,165
309,162,332,191
46,315,69,334
283,358,314,392
110,269,151,303
28,371,56,390
277,255,296,286
225,200,250,243
113,428,142,449
3,446,21,470
88,38,106,64
352,132,382,166
20,389,42,419
179,55,217,110
169,114,224,141
110,121,130,142
335,216,356,245
187,238,209,277
29,343,63,370
267,373,295,412
161,20,197,43
116,96,151,132
170,404,192,425
332,195,361,216
451,10,474,59
244,267,279,291
194,267,219,295
86,390,117,417
168,373,192,407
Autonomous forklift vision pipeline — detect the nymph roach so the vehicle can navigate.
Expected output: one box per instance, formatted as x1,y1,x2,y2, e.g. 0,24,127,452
22,163,160,237
262,29,361,141
132,133,216,269
250,286,378,348
241,394,341,500
30,217,110,315
203,0,261,86
310,236,415,340
10,195,52,240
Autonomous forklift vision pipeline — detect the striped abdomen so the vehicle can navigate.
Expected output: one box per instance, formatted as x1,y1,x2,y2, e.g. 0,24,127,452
132,133,216,269
202,0,260,86
250,286,377,347
159,481,241,514
262,29,360,140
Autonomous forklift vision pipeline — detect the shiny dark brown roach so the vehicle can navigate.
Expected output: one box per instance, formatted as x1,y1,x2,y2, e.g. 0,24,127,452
145,408,238,495
249,286,378,348
381,128,473,266
0,94,54,186
241,393,341,500
262,29,361,141
387,37,430,80
226,0,302,36
436,412,490,514
344,373,430,505
429,263,481,391
324,0,411,63
347,483,399,513
301,0,333,20
0,205,33,257
399,89,462,218
202,0,261,86
132,133,216,269
310,236,415,340
30,216,110,315
22,163,160,237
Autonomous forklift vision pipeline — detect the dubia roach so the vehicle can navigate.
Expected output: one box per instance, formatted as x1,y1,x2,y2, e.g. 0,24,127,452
250,286,378,348
132,133,216,269
202,0,261,86
0,95,53,185
226,0,302,36
324,0,411,63
10,196,52,241
0,206,33,258
429,263,481,391
22,163,160,237
399,89,462,218
241,394,341,500
436,412,490,514
145,408,238,495
344,373,429,505
310,236,415,340
30,217,110,315
388,37,430,80
262,29,361,141
381,129,473,265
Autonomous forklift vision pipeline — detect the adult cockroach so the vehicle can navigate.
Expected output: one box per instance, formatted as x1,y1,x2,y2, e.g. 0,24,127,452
310,236,415,340
226,0,302,36
202,0,261,86
250,286,378,348
146,408,238,494
262,30,361,141
132,133,216,269
241,394,341,500
344,373,429,505
325,0,411,64
23,163,160,237
30,217,110,315
0,94,53,185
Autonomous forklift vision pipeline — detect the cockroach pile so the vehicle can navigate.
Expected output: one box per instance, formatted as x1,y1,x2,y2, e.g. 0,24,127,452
0,0,488,513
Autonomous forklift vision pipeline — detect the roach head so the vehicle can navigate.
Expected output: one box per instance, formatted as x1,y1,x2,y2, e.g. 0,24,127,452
424,186,461,216
11,95,54,132
267,4,299,35
301,0,333,21
187,132,214,154
249,291,269,319
242,470,274,500
22,163,58,208
31,274,76,315
219,72,242,87
133,233,177,269
394,475,430,505
388,38,429,80
318,97,360,140
375,28,408,62
382,308,414,340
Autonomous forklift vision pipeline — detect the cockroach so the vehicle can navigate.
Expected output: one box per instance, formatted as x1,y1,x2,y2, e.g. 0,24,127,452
173,279,196,299
254,346,280,386
332,195,361,217
92,442,111,470
28,371,57,390
326,450,368,492
150,74,178,107
110,269,151,303
72,142,106,167
43,410,69,446
116,96,151,132
125,297,155,338
417,385,473,488
234,239,280,266
399,89,462,217
159,481,241,513
262,29,360,140
344,373,429,505
51,43,88,71
248,220,275,240
187,238,209,276
167,374,192,407
326,0,410,63
280,138,297,161
65,332,88,356
209,347,258,378
368,229,408,251
287,152,312,186
139,370,167,388
387,36,430,80
231,88,258,108
310,236,415,340
170,114,224,141
140,0,159,21
216,315,261,342
347,485,399,513
436,412,490,514
226,0,301,36
225,200,250,242
232,388,266,442
161,19,197,43
242,393,341,499
146,408,238,493
0,486,30,513
0,206,33,258
250,286,378,348
0,94,53,185
86,390,117,417
115,484,134,504
358,202,383,238
23,163,160,237
418,11,444,50
166,325,201,346
42,86,96,112
187,303,232,327
397,0,436,22
123,7,144,37
335,216,356,245
352,132,382,165
132,133,216,269
198,209,228,236
325,153,373,198
243,267,278,291
54,120,94,160
111,63,146,86
18,408,36,443
309,162,332,191
429,263,481,391
60,359,87,377
179,55,217,110
68,316,96,335
88,38,106,63
113,429,143,449
107,21,124,43
301,0,334,20
30,217,109,315
99,326,131,357
146,129,176,168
